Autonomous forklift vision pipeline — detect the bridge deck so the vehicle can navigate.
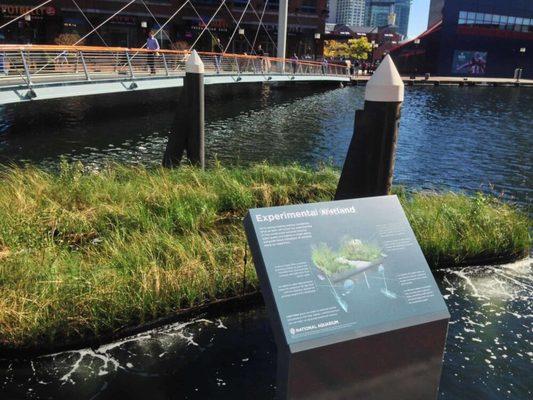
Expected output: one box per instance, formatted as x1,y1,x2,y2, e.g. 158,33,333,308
0,46,349,105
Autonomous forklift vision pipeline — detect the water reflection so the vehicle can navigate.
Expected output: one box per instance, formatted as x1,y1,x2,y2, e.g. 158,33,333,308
0,259,530,399
0,85,530,209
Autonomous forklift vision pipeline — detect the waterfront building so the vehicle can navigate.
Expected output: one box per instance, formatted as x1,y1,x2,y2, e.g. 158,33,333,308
335,0,366,26
0,0,328,57
389,0,533,79
324,24,401,61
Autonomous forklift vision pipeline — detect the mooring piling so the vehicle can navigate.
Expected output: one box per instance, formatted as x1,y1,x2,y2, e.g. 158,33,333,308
335,54,404,199
163,50,205,169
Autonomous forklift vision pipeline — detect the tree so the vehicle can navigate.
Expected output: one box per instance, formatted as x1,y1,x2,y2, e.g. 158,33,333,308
54,33,84,46
323,37,372,60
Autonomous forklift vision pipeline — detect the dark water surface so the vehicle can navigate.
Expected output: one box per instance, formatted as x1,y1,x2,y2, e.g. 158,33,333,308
0,85,532,399
0,84,531,207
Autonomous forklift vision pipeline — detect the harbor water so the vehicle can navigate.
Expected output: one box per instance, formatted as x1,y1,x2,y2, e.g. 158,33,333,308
0,84,531,399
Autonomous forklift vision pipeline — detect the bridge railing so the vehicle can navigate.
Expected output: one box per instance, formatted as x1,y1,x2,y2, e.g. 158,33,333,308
0,45,349,88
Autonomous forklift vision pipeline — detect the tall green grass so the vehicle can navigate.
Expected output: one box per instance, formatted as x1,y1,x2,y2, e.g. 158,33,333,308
0,163,529,350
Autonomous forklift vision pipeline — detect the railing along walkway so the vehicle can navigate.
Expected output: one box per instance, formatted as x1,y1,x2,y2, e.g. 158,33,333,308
0,45,349,92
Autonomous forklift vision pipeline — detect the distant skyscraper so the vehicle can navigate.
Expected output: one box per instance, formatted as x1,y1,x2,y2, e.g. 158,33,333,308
366,1,395,28
365,0,411,37
394,0,411,37
328,0,338,23
336,0,366,26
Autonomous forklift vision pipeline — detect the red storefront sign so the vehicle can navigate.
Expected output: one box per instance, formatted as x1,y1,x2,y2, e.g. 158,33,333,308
1,3,56,18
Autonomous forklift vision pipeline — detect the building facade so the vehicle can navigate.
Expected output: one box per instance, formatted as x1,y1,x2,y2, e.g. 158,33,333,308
335,0,366,26
366,1,394,28
364,0,410,37
389,0,533,78
394,0,410,37
0,0,328,57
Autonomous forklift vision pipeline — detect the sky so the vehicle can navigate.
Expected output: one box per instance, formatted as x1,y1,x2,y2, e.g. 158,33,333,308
407,0,431,39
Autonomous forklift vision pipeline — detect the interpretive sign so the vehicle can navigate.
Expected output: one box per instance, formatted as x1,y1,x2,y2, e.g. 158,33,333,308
244,195,450,354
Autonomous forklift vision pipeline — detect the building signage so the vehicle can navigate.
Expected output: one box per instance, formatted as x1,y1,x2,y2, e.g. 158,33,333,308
1,4,56,18
244,196,450,353
110,15,136,26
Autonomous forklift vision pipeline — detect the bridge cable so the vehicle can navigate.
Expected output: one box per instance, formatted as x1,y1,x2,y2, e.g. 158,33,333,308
189,0,227,51
139,0,175,45
70,0,108,46
148,0,190,45
114,0,190,72
251,0,269,51
249,2,277,52
30,0,137,77
222,3,255,52
73,0,137,46
223,0,252,54
0,0,53,31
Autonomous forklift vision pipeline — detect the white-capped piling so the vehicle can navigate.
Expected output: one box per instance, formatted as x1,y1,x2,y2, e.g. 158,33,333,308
163,50,205,169
335,55,404,199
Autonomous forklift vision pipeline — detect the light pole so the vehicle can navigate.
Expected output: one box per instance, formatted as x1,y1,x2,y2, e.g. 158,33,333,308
314,32,320,60
277,0,288,62
238,28,244,54
515,47,526,81
410,38,420,79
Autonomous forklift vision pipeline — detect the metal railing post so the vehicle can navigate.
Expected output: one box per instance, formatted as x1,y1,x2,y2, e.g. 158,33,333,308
162,53,169,76
235,55,240,75
20,50,32,87
126,51,135,79
79,51,90,81
74,53,79,74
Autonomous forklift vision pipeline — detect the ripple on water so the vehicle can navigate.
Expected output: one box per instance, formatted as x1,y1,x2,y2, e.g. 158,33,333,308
0,259,531,399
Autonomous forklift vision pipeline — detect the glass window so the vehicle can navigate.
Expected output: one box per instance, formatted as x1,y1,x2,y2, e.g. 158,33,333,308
475,13,485,24
467,12,476,20
484,14,492,23
458,18,466,25
508,16,516,25
515,17,523,26
500,15,508,25
459,11,467,20
492,15,500,25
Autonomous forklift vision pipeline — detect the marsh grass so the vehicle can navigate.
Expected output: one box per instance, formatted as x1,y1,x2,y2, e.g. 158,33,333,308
0,163,529,350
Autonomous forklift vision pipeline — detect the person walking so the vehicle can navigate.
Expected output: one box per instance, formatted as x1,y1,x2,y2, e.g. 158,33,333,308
146,31,160,75
321,58,328,75
256,44,265,72
291,53,299,74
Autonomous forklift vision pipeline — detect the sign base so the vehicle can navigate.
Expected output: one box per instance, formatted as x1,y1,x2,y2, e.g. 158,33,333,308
276,319,448,400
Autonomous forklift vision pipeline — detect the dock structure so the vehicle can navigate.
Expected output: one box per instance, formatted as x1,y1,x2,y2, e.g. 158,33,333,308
350,75,533,87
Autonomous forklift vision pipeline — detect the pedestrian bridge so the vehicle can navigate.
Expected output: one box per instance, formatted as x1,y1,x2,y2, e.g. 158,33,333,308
0,45,350,105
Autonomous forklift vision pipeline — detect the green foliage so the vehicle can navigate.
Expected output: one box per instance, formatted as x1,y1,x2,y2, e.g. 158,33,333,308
0,164,529,350
323,38,373,60
312,238,382,276
311,243,342,273
338,238,381,262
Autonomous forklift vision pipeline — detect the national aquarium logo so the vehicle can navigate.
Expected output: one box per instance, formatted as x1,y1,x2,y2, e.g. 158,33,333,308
289,320,339,336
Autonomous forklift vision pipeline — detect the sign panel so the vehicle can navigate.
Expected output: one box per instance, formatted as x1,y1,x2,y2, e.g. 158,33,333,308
244,196,449,353
451,50,487,75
